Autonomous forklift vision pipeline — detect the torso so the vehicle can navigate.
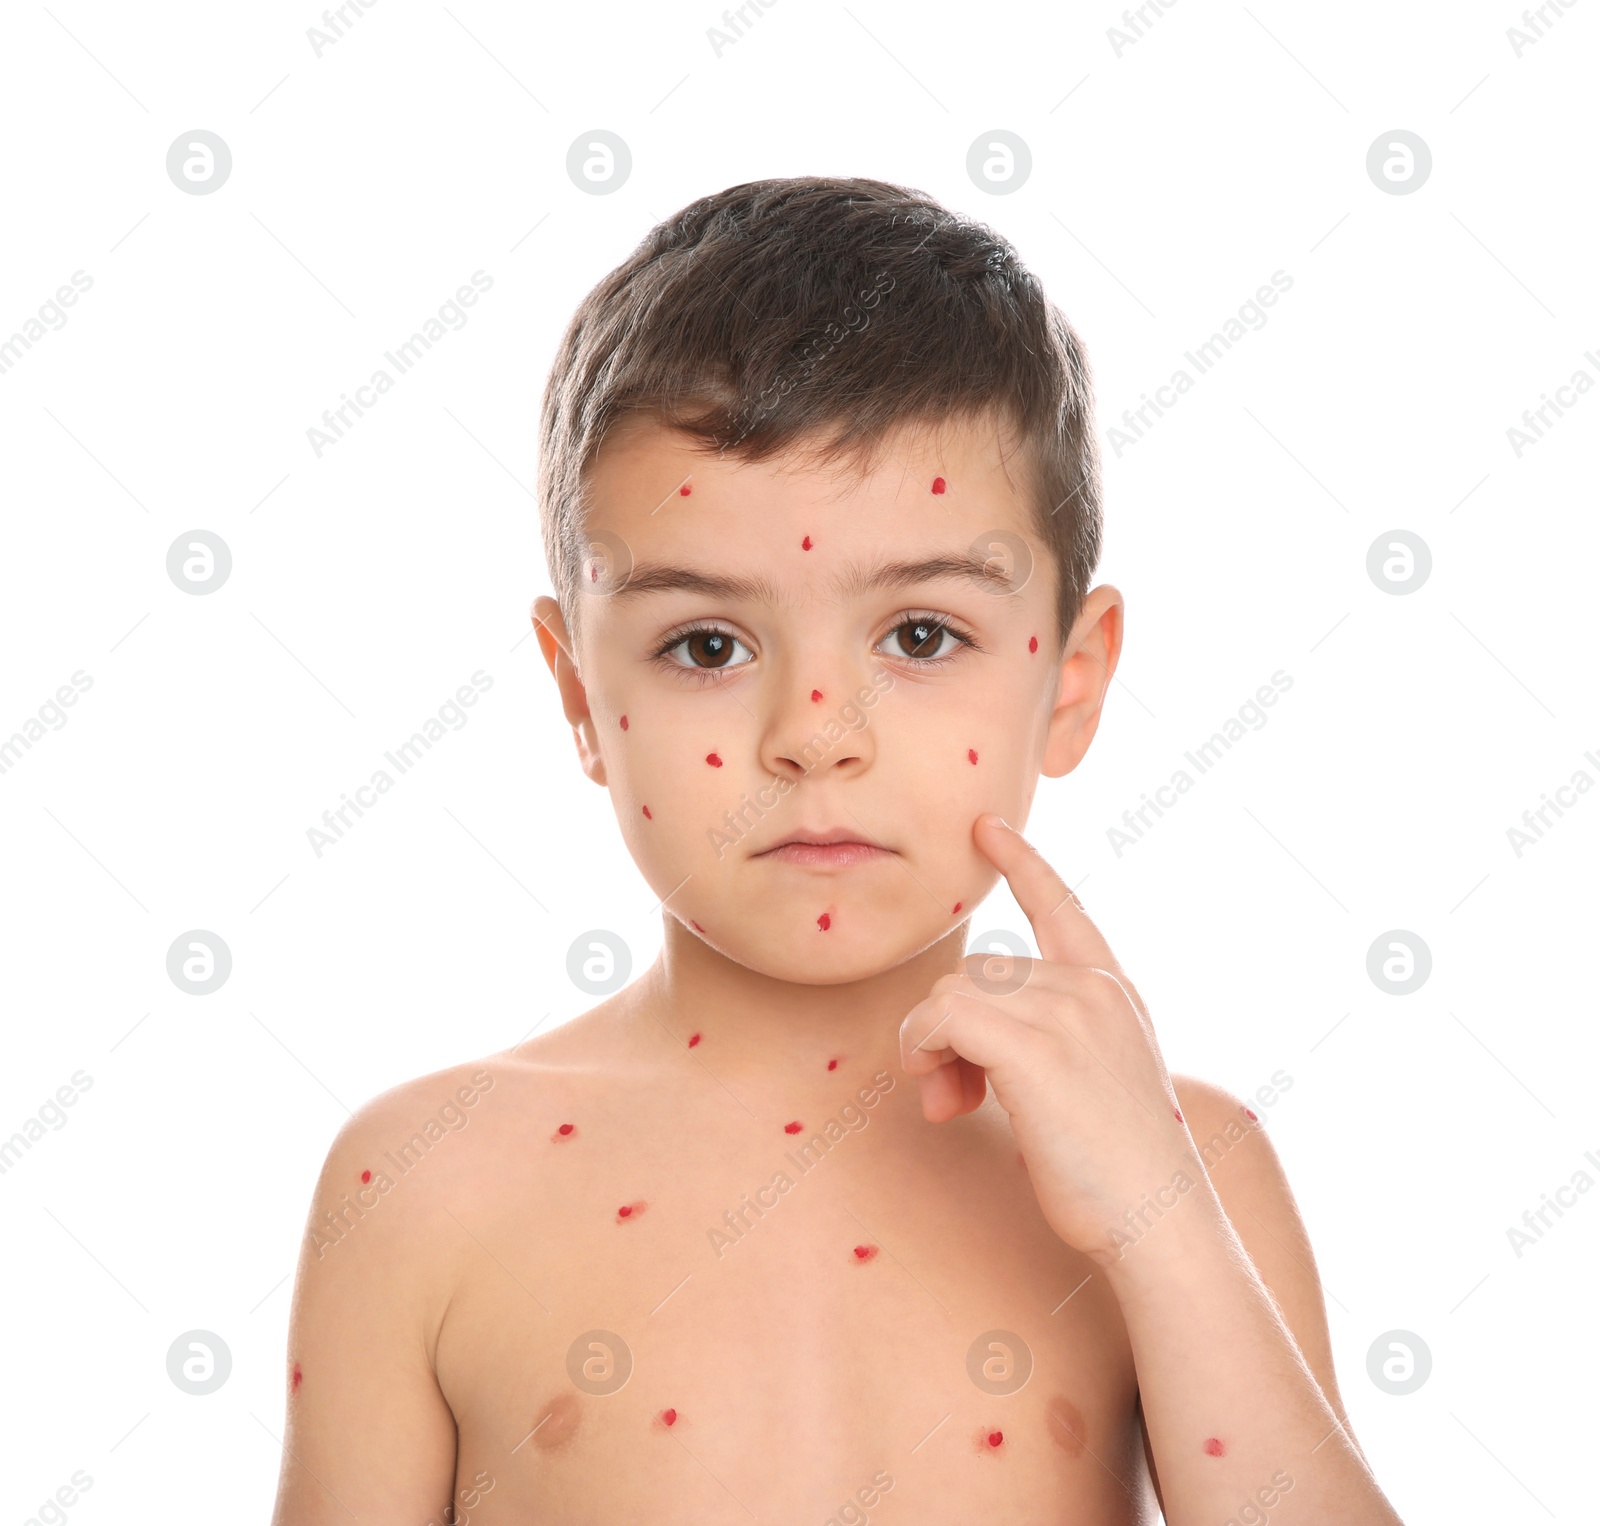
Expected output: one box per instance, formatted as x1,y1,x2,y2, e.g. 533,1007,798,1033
419,1005,1159,1524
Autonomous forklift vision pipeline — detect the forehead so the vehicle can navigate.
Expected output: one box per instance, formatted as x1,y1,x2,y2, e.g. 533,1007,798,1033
582,412,1039,565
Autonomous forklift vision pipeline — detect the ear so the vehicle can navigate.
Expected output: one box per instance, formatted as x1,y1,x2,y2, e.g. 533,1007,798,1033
531,595,607,788
1042,584,1124,779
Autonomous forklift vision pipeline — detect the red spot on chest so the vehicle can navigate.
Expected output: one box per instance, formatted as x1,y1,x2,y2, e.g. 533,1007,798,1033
852,1244,878,1262
616,1201,647,1222
705,752,723,767
817,911,831,931
619,714,628,730
556,1123,574,1136
360,1169,371,1184
987,1430,1003,1447
827,1058,838,1070
931,477,947,494
1028,635,1038,654
783,1120,803,1134
688,1031,701,1047
801,535,813,550
967,748,979,764
811,689,823,702
679,484,691,496
661,1407,677,1425
1203,1436,1226,1457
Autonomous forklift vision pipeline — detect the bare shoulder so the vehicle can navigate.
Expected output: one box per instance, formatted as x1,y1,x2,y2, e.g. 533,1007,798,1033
1169,1072,1362,1455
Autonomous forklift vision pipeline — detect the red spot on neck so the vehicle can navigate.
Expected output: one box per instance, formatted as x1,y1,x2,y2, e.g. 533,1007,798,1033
967,748,978,764
620,714,629,730
810,689,822,702
679,484,691,496
291,1362,302,1392
987,1430,1003,1447
801,535,813,550
557,1123,574,1136
688,1031,701,1047
661,1407,677,1425
817,911,831,931
705,752,723,767
783,1120,803,1134
852,1244,878,1261
1028,635,1038,654
360,1169,371,1184
1203,1437,1226,1457
827,1058,838,1070
931,477,947,494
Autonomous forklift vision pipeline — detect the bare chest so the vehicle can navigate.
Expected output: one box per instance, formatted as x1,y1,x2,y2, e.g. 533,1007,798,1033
433,1098,1156,1523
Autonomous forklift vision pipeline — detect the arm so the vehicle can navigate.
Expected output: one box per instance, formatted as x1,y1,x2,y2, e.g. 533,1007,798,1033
1127,1075,1399,1525
268,1088,461,1524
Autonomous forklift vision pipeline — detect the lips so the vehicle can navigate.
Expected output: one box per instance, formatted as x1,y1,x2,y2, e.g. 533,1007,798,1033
756,828,893,868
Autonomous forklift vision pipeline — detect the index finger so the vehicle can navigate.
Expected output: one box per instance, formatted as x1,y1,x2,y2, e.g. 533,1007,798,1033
973,813,1120,974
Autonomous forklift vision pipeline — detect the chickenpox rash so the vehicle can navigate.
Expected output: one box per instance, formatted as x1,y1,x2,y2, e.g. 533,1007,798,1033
360,1169,371,1184
291,1362,302,1393
688,1031,702,1047
616,1201,648,1222
783,1120,804,1134
1028,635,1038,654
801,535,813,550
1242,1105,1258,1122
811,689,823,702
952,902,963,915
1173,1107,1184,1123
706,752,723,767
642,805,652,819
967,749,979,765
620,714,629,730
931,477,947,494
974,1428,1004,1451
817,911,832,931
1203,1437,1227,1457
554,1123,575,1140
852,1244,879,1262
659,1407,678,1427
827,1058,839,1070
679,484,692,496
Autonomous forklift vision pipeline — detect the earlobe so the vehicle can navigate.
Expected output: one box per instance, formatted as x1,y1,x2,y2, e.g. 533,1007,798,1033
1041,585,1124,779
532,596,608,787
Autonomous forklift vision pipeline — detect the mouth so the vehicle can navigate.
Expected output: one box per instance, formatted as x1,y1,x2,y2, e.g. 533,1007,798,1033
754,827,895,869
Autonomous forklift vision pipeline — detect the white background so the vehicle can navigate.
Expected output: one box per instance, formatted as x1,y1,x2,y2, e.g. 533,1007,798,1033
2,1,1596,1520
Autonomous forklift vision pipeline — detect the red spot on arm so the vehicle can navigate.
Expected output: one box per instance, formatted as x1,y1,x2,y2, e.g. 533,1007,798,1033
801,535,813,550
852,1244,878,1262
360,1169,371,1184
705,752,723,767
661,1407,677,1425
967,748,978,764
688,1031,701,1047
931,477,947,494
810,689,822,702
783,1120,803,1134
291,1362,302,1393
620,714,629,730
817,911,831,931
827,1057,838,1070
1028,635,1038,654
1203,1436,1226,1457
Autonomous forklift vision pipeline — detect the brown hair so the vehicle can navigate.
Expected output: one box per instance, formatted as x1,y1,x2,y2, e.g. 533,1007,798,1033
538,175,1103,655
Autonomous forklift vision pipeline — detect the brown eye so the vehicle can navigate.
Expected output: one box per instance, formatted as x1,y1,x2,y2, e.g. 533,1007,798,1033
891,619,952,660
659,627,754,671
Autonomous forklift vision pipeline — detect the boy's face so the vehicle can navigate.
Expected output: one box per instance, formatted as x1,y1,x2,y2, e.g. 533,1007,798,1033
535,412,1121,987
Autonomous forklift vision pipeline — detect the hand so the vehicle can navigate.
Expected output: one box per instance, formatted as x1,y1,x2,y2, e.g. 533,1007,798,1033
899,813,1195,1264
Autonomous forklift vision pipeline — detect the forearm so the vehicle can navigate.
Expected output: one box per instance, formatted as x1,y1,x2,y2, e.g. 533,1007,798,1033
1101,1179,1403,1526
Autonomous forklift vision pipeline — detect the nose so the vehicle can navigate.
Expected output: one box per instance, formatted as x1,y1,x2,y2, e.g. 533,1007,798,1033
759,655,879,783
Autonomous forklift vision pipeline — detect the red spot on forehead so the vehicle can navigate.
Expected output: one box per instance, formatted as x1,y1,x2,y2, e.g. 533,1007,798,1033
688,1031,702,1047
1028,635,1038,654
801,535,813,550
661,1407,677,1425
967,748,979,764
817,911,831,931
931,477,947,494
705,752,723,767
827,1057,838,1070
360,1169,371,1184
557,1123,574,1136
642,804,652,819
852,1244,878,1261
783,1120,803,1134
811,689,823,702
1203,1436,1226,1457
620,714,629,730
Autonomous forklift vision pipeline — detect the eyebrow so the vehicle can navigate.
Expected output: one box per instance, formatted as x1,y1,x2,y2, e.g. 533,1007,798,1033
599,551,1020,606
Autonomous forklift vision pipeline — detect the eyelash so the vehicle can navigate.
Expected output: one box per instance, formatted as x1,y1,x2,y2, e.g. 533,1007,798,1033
651,610,983,685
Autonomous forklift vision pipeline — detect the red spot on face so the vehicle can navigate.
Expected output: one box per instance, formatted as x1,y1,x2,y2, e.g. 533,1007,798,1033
1242,1106,1259,1122
291,1362,302,1393
931,477,947,494
616,1201,647,1222
852,1244,878,1262
661,1407,677,1425
688,1031,701,1047
1028,635,1038,654
827,1058,838,1070
679,484,691,496
620,714,628,730
1203,1437,1226,1457
360,1169,371,1184
801,535,813,550
810,689,823,702
642,804,652,819
967,748,978,765
705,752,723,767
784,1120,803,1134
952,902,962,914
988,1431,1003,1447
817,911,831,931
557,1123,574,1136
589,563,598,582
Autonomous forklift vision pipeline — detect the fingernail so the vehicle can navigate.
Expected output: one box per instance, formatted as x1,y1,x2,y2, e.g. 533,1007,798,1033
985,813,1011,831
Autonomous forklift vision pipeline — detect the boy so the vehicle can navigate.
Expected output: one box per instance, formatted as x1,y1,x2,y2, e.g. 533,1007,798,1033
271,177,1404,1524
